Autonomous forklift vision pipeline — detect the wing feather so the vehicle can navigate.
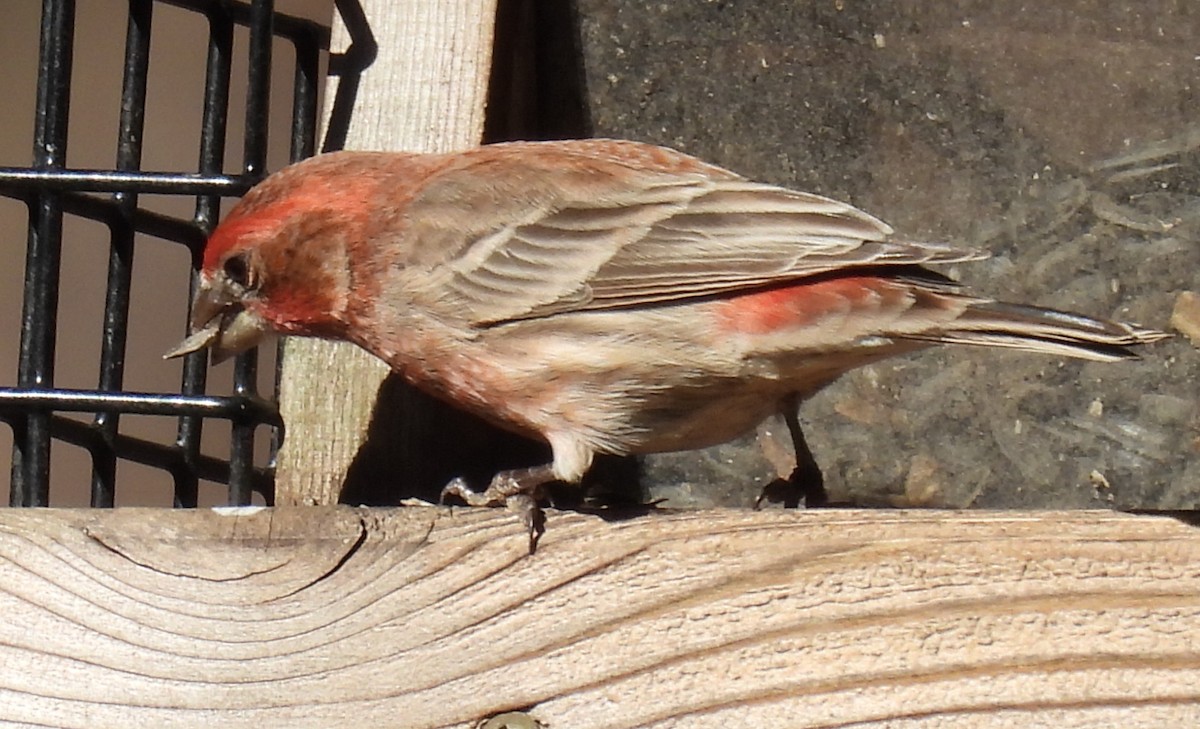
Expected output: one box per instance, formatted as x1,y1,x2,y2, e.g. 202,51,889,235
404,144,980,326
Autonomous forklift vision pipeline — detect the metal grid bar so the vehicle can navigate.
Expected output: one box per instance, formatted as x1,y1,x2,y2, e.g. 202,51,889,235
174,1,235,508
91,0,154,507
227,0,275,506
1,0,328,508
0,169,249,196
11,0,76,507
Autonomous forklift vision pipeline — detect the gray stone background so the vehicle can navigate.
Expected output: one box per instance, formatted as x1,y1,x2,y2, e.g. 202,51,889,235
571,1,1198,510
8,1,1187,510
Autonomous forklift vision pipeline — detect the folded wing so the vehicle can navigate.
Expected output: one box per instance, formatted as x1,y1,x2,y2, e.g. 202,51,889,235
406,145,981,327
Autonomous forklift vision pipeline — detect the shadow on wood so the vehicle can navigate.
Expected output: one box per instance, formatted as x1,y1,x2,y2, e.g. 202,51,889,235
340,373,551,505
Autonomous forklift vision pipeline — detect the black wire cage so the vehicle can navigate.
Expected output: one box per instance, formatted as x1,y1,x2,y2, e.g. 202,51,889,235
0,0,331,509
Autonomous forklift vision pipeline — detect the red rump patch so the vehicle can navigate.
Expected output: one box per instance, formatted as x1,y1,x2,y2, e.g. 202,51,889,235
717,276,899,334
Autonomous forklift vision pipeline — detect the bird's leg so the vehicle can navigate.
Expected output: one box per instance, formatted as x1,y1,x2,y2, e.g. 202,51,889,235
755,397,827,509
441,464,556,553
783,408,828,507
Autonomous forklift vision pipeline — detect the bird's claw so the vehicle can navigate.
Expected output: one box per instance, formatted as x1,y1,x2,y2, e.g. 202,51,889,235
754,464,829,510
440,476,504,507
439,471,550,554
506,493,546,554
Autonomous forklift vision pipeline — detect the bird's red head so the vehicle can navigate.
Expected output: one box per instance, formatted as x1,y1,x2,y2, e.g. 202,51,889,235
165,152,391,362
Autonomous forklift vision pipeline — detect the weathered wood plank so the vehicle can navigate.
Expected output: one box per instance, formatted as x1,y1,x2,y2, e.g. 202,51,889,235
2,507,1199,727
274,0,498,505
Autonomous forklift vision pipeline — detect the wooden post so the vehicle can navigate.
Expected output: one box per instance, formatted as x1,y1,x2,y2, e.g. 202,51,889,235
274,0,499,505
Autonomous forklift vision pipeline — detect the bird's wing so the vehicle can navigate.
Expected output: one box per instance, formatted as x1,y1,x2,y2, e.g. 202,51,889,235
404,148,980,327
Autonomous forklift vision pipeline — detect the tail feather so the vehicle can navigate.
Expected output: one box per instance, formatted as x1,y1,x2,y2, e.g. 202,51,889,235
907,300,1169,362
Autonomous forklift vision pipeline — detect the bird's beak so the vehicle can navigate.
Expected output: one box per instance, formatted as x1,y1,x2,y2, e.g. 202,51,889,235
163,275,270,364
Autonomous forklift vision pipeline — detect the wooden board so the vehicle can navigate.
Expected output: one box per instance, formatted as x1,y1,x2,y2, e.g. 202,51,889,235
2,506,1199,727
274,0,498,506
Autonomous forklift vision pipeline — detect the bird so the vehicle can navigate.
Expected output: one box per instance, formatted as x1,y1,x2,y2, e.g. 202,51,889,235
165,138,1167,550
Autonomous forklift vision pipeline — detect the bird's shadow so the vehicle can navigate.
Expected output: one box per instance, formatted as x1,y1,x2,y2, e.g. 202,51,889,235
338,374,646,508
339,374,543,506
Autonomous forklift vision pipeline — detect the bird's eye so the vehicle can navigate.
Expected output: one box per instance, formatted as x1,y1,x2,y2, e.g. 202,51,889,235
222,254,253,289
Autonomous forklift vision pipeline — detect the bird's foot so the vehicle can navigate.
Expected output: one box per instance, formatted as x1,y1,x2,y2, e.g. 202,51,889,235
440,465,555,553
793,459,829,507
754,402,829,509
754,466,828,510
754,479,800,509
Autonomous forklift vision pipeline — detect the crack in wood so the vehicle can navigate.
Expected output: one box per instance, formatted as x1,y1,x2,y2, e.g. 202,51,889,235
274,513,370,600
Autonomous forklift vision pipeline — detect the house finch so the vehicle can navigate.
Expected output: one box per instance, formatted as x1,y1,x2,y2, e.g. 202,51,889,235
166,139,1166,546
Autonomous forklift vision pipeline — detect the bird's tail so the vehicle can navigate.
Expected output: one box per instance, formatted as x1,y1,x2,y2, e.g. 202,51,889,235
911,300,1169,362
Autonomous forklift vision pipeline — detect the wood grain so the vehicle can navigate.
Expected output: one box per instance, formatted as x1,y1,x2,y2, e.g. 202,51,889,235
2,507,1199,727
274,0,498,505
